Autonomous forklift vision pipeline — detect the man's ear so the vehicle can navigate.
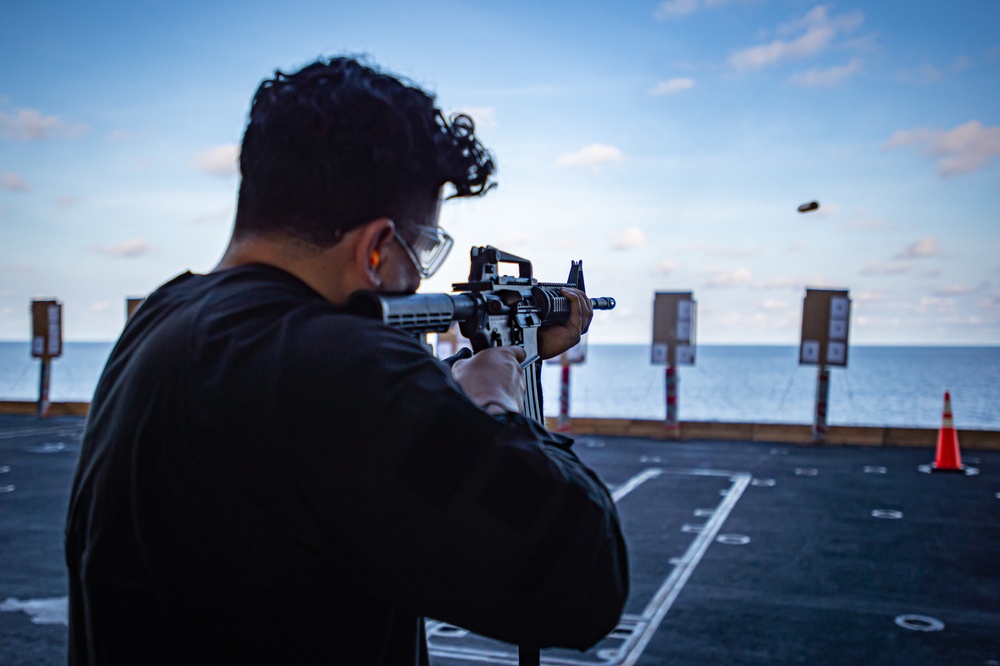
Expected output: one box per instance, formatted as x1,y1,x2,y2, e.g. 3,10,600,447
353,217,395,286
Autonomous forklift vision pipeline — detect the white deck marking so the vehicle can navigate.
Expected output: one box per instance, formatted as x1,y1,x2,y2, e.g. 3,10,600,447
614,470,752,666
611,468,663,502
0,424,83,440
0,597,68,625
427,467,753,665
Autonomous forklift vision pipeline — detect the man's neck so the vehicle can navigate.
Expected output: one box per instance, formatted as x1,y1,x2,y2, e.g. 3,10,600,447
214,234,362,306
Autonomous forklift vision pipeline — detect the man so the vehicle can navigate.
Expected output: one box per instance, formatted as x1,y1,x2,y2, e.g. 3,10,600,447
66,56,628,665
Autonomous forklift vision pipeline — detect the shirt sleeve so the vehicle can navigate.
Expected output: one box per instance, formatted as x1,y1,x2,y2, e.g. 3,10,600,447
275,314,630,650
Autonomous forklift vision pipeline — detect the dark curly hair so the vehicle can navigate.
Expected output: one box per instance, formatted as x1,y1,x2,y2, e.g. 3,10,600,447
234,56,496,246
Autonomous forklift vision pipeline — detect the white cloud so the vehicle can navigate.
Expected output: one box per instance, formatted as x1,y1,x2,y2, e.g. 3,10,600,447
751,276,802,290
108,128,152,143
776,5,864,37
916,296,957,315
853,289,886,303
0,171,30,192
977,291,1000,310
883,120,1000,177
790,58,862,86
729,6,863,72
649,78,695,96
497,235,528,248
699,305,799,331
612,226,647,250
191,207,233,225
653,259,680,275
90,238,151,258
932,284,973,297
653,0,728,20
192,144,240,178
452,107,497,130
861,261,910,276
686,243,765,258
762,298,792,311
704,267,752,288
840,212,896,232
55,195,81,208
0,107,90,141
556,144,624,171
900,56,972,84
894,237,943,259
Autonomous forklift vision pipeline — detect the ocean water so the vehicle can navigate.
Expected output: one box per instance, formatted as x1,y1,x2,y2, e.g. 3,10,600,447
540,345,999,430
1,342,997,430
0,342,113,406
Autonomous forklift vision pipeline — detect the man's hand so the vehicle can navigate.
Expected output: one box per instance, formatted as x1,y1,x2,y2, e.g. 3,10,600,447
538,288,594,360
451,346,527,414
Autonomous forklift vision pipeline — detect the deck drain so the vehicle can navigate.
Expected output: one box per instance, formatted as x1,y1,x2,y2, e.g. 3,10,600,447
794,468,819,476
0,485,14,493
716,534,750,545
863,466,887,474
871,509,903,519
26,442,66,454
895,615,944,632
917,464,979,476
751,478,775,486
0,465,10,473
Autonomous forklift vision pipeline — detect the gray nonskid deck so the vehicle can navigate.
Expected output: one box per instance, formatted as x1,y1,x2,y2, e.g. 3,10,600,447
2,416,997,665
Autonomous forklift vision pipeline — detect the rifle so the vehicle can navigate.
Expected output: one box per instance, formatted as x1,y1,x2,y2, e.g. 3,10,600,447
348,246,616,424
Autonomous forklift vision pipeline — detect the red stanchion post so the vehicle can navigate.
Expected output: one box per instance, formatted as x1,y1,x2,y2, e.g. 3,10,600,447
812,365,829,442
557,362,572,432
665,364,679,433
37,356,52,418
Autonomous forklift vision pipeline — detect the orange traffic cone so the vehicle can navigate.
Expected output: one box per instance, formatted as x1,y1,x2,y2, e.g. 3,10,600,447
931,391,964,472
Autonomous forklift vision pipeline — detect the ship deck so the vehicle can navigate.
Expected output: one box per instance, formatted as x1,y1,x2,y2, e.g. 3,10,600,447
1,414,998,665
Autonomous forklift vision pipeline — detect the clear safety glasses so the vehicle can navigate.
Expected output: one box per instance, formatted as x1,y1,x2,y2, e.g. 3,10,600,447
393,225,454,279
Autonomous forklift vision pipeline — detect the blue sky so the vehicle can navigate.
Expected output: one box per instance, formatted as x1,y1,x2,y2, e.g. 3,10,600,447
1,0,998,344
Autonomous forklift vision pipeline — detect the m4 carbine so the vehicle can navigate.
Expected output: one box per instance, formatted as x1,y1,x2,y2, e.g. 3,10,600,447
348,246,615,424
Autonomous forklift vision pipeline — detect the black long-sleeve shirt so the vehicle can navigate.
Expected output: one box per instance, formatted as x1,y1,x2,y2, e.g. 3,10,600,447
65,264,628,665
